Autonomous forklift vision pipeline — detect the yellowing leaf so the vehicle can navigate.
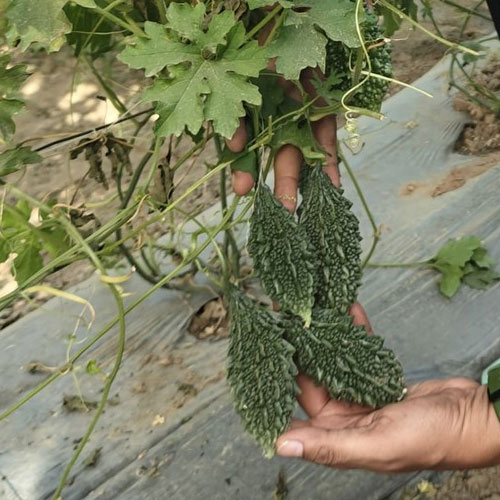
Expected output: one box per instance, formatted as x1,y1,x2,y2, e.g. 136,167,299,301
25,285,96,325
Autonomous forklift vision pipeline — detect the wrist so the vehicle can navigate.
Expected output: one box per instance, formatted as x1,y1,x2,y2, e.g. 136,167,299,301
485,387,500,463
463,385,500,467
439,384,500,469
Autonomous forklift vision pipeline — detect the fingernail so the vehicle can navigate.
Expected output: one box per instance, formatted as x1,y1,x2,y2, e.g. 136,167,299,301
277,440,304,458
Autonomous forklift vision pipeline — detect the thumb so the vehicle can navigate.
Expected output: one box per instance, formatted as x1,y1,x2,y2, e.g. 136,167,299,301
276,426,379,468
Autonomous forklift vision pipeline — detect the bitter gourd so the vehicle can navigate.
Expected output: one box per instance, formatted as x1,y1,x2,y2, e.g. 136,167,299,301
325,13,392,112
228,165,405,455
284,309,405,407
247,183,315,326
226,284,299,457
298,164,362,314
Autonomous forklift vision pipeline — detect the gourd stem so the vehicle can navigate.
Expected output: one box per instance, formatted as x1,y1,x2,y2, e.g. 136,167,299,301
154,0,168,24
245,5,283,41
214,136,241,281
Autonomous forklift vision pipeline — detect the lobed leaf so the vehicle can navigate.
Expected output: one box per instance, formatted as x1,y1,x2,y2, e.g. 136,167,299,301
120,4,268,138
6,0,71,52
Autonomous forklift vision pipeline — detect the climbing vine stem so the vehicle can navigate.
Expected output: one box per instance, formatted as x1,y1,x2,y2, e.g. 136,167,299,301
337,145,380,269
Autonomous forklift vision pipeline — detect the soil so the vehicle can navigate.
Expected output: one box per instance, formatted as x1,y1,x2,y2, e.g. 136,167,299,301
454,57,500,155
2,2,500,499
400,151,500,198
401,468,500,500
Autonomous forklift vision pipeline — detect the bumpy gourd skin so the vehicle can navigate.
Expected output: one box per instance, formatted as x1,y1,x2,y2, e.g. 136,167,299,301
325,13,392,112
226,285,299,457
298,165,362,315
285,309,406,407
248,183,315,326
228,167,406,454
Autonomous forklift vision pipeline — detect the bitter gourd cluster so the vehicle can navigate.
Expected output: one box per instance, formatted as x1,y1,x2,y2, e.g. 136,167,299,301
325,13,392,112
227,164,406,456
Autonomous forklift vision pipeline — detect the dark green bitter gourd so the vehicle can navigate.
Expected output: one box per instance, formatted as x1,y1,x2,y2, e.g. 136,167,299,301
285,309,406,407
248,183,315,326
228,165,406,454
298,164,362,315
325,13,392,112
226,285,300,457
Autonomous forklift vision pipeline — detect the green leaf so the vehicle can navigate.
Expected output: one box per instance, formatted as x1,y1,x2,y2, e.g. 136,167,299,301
269,23,326,80
0,146,42,178
6,0,72,52
13,237,43,285
166,2,235,51
271,120,324,163
461,41,487,64
247,0,294,9
378,7,401,36
166,2,206,41
119,21,199,77
73,0,97,7
463,269,500,290
471,246,495,269
0,235,11,263
437,264,462,299
137,16,267,138
286,0,361,48
0,98,24,140
39,227,71,258
0,55,30,140
379,0,417,35
222,148,258,180
0,55,30,95
86,359,101,375
64,3,113,57
255,74,285,121
1,199,31,229
16,199,31,219
0,0,8,34
434,236,482,268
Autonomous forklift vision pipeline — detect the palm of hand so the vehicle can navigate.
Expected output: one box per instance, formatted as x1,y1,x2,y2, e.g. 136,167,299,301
279,373,492,472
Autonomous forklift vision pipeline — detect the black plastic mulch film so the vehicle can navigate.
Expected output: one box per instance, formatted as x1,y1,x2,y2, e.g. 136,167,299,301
487,0,500,39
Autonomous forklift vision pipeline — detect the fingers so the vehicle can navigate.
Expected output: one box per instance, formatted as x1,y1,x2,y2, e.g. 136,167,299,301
276,421,383,470
288,418,312,430
226,118,255,195
232,171,255,196
296,374,330,418
311,116,340,188
273,144,302,213
349,302,373,334
226,117,247,153
406,378,480,399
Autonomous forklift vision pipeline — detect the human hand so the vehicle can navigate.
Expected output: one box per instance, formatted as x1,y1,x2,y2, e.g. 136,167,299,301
226,24,339,213
276,374,500,471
